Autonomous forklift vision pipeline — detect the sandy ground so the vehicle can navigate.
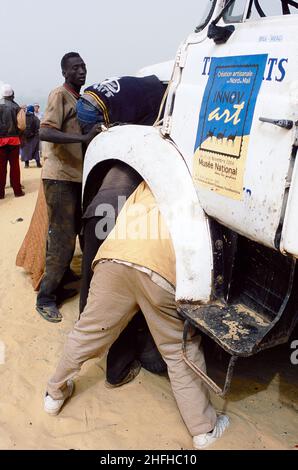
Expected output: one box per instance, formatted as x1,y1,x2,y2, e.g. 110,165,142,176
0,167,297,450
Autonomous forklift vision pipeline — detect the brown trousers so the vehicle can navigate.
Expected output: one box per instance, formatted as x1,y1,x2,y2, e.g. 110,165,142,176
47,262,217,436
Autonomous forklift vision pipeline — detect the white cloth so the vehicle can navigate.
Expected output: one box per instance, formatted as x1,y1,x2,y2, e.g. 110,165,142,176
98,258,175,294
1,84,13,97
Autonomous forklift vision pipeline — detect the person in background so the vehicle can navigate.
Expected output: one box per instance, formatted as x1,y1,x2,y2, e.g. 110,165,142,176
0,84,26,199
20,105,42,168
44,181,230,450
34,103,43,120
36,52,100,323
34,103,44,161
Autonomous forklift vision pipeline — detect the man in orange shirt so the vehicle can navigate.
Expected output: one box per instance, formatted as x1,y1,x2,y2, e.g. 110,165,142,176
44,182,229,450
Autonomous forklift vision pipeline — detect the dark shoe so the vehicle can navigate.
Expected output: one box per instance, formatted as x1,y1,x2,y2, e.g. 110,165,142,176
36,304,62,323
15,190,25,197
37,162,42,168
56,287,78,306
0,195,4,200
62,269,81,285
24,163,29,168
105,360,141,388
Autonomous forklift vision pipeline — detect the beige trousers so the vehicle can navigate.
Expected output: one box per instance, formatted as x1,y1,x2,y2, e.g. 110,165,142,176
47,262,217,436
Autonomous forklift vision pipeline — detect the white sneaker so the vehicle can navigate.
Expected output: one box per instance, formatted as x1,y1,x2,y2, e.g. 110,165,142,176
44,380,74,416
193,414,230,449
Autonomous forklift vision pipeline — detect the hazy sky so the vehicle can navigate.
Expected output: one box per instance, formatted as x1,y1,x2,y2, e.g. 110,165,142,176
0,0,209,108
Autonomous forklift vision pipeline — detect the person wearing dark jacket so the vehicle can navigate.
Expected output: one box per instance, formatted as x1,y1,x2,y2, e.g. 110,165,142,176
20,105,42,168
76,75,166,133
78,75,166,308
0,84,25,199
77,75,166,387
77,75,168,386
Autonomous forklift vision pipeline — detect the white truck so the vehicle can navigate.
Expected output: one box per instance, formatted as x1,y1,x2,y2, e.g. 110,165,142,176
82,0,298,395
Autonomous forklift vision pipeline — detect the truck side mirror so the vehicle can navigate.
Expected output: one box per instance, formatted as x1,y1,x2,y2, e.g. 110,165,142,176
207,22,235,44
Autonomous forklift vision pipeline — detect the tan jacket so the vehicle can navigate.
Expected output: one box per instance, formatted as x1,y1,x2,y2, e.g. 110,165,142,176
93,182,176,287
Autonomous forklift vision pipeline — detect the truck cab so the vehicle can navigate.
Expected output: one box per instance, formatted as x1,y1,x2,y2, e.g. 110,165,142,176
82,0,298,395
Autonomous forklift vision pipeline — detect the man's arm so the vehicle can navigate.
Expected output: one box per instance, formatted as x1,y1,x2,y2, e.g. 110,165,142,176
40,125,101,144
40,88,101,145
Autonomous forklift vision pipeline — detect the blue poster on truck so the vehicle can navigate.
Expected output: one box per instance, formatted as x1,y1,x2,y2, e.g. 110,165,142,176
193,54,267,200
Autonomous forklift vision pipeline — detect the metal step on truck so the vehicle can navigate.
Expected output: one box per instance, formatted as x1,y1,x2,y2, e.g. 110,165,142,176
82,0,298,395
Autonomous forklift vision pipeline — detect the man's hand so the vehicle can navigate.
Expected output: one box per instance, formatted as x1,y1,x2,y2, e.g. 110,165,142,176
82,124,102,144
40,124,102,145
40,126,87,144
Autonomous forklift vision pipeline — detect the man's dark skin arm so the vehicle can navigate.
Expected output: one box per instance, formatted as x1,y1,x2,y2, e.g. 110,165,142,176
39,125,101,145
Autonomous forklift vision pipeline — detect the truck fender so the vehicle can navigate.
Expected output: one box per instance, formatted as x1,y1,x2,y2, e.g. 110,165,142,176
83,125,213,303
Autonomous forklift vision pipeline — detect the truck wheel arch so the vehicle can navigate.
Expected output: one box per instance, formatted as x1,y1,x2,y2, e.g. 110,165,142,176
83,125,213,302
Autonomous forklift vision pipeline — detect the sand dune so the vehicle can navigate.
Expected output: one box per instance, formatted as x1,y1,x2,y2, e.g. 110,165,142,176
0,167,297,450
